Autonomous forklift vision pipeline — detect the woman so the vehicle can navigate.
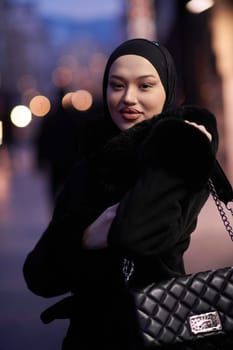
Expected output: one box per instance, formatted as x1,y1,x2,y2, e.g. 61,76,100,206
23,39,219,350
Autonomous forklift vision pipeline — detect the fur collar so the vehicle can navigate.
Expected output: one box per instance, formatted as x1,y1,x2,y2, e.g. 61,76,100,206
90,105,218,196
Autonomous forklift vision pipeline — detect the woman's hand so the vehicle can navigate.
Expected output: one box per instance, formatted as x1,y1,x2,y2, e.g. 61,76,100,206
184,120,212,142
82,203,120,250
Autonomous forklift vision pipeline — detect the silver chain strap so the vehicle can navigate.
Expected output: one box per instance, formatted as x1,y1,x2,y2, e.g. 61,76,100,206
123,258,134,284
123,179,233,282
208,178,233,241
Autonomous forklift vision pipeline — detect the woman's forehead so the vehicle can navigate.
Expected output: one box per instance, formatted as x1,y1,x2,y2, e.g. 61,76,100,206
109,55,161,77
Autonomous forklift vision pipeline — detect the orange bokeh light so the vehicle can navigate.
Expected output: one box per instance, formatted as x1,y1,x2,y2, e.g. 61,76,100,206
29,95,51,117
71,90,93,111
62,92,73,108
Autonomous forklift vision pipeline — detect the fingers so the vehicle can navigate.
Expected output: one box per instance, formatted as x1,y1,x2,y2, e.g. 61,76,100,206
82,202,120,250
184,120,212,141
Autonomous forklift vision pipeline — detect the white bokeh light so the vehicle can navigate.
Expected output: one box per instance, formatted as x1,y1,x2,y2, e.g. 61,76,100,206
10,105,32,128
186,0,214,14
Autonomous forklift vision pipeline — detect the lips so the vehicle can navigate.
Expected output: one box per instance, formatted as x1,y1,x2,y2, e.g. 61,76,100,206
119,108,142,121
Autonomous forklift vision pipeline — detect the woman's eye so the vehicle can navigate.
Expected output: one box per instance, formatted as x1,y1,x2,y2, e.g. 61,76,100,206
109,82,124,90
140,83,153,89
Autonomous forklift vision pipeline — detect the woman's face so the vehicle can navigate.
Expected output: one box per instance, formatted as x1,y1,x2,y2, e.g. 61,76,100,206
107,54,166,130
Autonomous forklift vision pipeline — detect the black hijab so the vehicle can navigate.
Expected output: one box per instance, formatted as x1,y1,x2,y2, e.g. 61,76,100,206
102,38,177,118
88,38,178,157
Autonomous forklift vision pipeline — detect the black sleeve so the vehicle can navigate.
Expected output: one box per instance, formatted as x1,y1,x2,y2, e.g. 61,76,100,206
23,218,81,297
23,160,100,298
107,167,188,258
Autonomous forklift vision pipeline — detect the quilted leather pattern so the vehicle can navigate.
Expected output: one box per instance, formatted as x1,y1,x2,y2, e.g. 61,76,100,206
131,267,233,348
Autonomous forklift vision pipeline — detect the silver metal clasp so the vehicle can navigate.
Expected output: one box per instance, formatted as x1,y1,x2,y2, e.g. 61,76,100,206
189,311,222,335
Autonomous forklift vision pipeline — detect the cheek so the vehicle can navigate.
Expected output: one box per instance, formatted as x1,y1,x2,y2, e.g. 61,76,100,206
107,91,119,112
148,90,166,113
159,88,167,108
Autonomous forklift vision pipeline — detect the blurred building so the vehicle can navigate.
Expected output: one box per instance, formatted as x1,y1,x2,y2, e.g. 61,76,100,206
0,0,51,99
0,0,233,180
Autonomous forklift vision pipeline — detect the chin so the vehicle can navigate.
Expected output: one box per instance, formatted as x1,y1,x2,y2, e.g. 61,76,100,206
111,115,142,130
120,121,138,130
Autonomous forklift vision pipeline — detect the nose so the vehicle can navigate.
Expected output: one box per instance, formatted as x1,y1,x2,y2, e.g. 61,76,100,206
123,86,137,105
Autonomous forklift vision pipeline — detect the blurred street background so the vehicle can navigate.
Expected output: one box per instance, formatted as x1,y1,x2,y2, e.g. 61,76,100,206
1,0,233,349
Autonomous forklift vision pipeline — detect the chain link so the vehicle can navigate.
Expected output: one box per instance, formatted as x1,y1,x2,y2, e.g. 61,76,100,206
123,258,134,284
208,179,233,241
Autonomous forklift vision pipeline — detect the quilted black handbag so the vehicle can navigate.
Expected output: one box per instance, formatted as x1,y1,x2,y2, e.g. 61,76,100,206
123,175,233,349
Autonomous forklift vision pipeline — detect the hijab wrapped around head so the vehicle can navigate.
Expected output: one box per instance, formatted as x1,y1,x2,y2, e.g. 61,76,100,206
84,38,177,156
102,38,177,118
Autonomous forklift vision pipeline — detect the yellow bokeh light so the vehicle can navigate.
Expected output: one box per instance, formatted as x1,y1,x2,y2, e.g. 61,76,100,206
29,95,51,117
71,90,93,111
10,105,32,128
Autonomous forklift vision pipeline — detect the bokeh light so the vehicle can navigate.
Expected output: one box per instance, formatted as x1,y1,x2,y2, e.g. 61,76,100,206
186,0,214,14
62,92,73,108
89,52,107,75
21,88,40,106
71,89,93,111
0,121,2,145
52,66,73,87
29,95,51,117
58,54,77,68
16,74,37,93
10,105,32,128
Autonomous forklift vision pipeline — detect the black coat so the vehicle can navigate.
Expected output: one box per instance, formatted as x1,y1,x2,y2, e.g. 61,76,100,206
23,105,218,350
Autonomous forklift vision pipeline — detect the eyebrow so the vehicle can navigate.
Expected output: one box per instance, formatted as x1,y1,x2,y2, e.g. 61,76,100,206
109,74,157,80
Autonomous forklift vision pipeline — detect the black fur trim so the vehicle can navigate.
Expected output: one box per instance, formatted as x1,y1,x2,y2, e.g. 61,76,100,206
91,105,218,193
142,118,215,190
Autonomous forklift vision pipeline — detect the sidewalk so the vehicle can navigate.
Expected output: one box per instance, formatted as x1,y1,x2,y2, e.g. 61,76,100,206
0,146,68,350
